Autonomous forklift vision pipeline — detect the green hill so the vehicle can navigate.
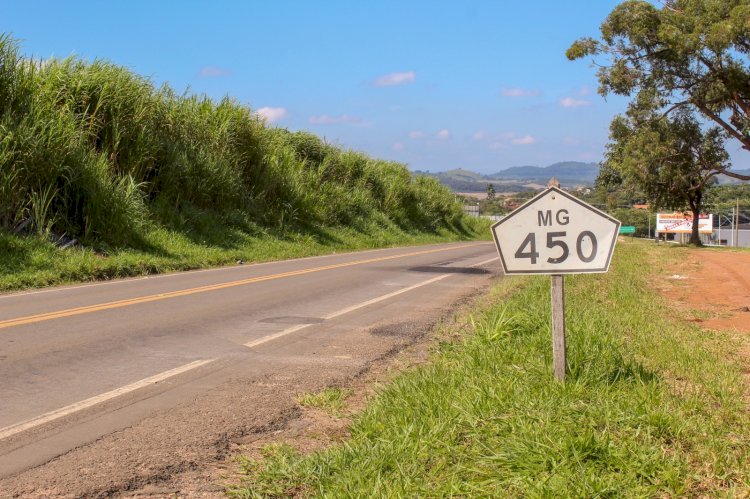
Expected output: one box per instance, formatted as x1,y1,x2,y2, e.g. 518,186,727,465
438,168,486,182
0,34,483,289
487,161,599,183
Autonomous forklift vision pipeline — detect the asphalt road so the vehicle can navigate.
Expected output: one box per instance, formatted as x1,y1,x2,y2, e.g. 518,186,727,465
0,241,499,495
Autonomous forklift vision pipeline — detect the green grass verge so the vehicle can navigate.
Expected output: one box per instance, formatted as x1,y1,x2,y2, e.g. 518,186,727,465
0,217,491,292
229,240,749,497
297,388,353,417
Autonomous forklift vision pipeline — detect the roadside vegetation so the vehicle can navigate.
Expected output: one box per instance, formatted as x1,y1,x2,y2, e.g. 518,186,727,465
230,240,749,497
296,388,353,417
0,34,485,291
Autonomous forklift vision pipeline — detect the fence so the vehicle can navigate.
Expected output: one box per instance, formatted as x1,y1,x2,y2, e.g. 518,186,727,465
711,227,750,248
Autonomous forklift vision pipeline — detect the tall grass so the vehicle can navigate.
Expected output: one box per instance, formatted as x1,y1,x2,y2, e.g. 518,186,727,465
0,33,468,253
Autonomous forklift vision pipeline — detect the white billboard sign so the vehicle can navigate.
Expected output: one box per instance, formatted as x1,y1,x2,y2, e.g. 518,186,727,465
656,213,713,234
491,187,620,275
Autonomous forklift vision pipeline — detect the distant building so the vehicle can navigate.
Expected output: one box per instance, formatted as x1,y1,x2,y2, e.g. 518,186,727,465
464,204,479,217
633,204,650,210
712,223,750,247
503,199,520,211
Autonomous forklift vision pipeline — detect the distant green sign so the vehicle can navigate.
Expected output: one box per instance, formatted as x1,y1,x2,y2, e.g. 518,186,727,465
619,226,636,234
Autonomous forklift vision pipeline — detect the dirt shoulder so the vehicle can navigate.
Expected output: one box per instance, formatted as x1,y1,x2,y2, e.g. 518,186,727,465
651,244,750,407
653,246,750,334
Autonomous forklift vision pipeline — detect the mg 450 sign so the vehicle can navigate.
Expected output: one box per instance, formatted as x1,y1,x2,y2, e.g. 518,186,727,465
491,185,620,382
491,186,620,275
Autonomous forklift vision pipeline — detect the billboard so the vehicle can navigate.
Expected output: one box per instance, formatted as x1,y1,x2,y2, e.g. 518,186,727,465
656,213,713,234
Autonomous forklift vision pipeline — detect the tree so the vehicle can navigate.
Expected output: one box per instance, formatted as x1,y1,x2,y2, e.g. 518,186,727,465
486,183,496,200
602,109,728,244
567,0,750,180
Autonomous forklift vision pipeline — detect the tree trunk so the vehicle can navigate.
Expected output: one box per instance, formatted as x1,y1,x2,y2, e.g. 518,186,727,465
689,207,702,245
687,188,704,246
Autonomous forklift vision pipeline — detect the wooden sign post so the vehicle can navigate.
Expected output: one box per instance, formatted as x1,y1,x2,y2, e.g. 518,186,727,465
551,274,566,380
490,178,620,382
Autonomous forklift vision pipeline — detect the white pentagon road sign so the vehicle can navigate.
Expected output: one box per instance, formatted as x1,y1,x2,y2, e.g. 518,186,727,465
491,187,620,275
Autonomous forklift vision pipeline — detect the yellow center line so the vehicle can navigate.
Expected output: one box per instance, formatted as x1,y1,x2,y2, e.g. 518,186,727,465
0,244,487,331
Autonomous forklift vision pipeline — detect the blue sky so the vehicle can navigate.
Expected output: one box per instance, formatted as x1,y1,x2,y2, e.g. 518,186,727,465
3,1,641,173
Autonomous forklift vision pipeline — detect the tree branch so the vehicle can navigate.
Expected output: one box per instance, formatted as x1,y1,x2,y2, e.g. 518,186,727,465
733,92,750,117
714,168,750,181
693,102,750,150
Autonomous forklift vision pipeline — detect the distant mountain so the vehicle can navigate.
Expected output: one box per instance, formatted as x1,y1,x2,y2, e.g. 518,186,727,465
419,162,746,194
487,162,599,183
416,161,601,193
437,168,485,182
429,169,518,193
717,169,750,184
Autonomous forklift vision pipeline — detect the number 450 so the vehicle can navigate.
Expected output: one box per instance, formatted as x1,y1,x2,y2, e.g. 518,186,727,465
514,231,597,264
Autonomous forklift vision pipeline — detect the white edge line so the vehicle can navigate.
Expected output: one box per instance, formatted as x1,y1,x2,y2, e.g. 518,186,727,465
244,255,499,349
323,273,451,320
472,256,500,267
243,275,450,349
0,242,491,300
0,358,215,441
243,324,310,349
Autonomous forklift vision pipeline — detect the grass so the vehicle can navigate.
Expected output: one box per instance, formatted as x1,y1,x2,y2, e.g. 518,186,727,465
229,240,750,497
0,218,490,291
297,388,353,417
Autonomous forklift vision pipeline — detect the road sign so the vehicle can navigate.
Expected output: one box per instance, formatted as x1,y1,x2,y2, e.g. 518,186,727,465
491,185,620,382
491,185,621,381
619,226,636,234
491,187,621,275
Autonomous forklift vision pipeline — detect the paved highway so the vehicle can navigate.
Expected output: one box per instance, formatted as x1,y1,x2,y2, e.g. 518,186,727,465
0,241,498,495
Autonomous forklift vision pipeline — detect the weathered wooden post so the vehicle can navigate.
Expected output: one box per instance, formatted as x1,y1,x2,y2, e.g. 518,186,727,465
550,274,566,380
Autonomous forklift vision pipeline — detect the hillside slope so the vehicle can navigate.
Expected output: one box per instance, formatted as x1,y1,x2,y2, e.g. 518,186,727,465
0,34,484,289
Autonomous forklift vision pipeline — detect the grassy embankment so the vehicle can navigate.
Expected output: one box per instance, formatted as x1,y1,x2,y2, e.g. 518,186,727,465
231,240,749,497
0,34,487,291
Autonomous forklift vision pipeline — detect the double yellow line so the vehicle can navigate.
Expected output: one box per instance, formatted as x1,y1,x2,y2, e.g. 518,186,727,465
0,244,484,331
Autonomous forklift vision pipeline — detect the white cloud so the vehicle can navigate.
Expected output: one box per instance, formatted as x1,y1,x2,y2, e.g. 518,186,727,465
373,71,416,87
435,129,450,140
488,141,508,150
392,142,405,151
198,65,231,78
500,87,539,98
511,135,536,145
472,131,486,141
256,107,287,123
560,97,591,108
578,85,592,96
409,130,426,139
308,114,361,125
563,136,582,146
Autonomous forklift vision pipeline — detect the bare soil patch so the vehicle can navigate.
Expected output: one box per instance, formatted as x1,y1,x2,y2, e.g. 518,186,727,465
653,244,750,407
654,247,750,334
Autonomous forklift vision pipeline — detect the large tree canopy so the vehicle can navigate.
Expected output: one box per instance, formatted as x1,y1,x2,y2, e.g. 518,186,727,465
567,0,750,179
602,108,728,244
